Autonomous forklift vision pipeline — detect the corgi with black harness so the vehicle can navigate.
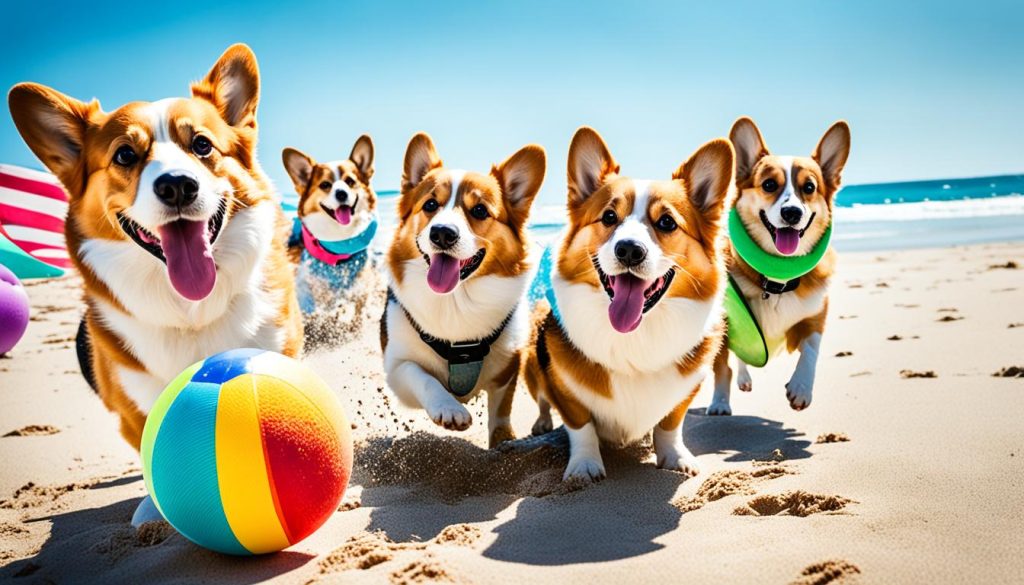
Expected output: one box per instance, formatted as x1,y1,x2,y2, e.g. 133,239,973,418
380,132,545,447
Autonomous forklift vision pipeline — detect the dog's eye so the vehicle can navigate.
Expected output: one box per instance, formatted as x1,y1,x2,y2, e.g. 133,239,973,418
344,176,356,188
470,204,489,220
655,214,677,232
113,145,138,167
761,179,779,193
601,209,618,226
423,198,440,213
191,135,213,157
319,181,332,191
802,181,816,195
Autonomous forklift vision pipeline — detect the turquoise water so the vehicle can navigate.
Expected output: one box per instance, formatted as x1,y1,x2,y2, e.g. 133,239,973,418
837,174,1024,206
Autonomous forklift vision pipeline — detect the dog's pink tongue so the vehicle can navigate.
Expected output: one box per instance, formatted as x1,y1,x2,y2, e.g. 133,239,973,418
335,206,352,225
427,253,460,294
158,220,216,301
774,228,801,255
608,274,652,333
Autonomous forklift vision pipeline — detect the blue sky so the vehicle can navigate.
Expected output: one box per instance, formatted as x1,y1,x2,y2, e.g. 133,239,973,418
2,1,1022,205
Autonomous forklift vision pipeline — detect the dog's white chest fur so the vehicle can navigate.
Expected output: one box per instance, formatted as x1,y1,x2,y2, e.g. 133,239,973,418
80,203,286,412
733,271,827,357
552,272,720,443
383,260,532,398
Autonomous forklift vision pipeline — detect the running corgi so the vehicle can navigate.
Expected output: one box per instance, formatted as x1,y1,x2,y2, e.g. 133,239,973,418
381,133,545,447
7,45,302,449
523,127,734,481
708,117,850,414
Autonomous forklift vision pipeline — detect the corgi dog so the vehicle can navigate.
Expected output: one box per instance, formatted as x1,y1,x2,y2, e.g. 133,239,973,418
522,127,734,481
282,135,379,319
381,133,545,447
707,117,850,415
7,44,303,449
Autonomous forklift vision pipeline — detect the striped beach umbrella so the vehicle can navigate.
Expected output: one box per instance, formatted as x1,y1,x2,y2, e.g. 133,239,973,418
0,164,69,278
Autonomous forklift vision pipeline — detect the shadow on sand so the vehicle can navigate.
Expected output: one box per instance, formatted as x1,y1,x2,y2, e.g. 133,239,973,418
1,477,313,585
359,409,811,566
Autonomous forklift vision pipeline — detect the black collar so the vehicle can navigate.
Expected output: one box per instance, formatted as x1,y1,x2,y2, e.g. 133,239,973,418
758,274,801,299
387,288,515,365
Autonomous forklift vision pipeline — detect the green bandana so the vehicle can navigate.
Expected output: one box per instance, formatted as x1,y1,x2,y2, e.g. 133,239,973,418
724,207,832,367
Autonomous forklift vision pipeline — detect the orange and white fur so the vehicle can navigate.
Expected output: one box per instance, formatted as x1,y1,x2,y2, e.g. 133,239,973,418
381,133,545,447
7,45,302,449
708,117,850,415
523,127,734,481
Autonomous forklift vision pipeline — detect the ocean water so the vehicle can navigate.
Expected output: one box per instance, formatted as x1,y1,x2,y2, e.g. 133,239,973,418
285,174,1024,253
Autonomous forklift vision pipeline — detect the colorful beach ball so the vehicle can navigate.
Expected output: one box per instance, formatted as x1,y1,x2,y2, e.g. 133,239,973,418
140,348,353,555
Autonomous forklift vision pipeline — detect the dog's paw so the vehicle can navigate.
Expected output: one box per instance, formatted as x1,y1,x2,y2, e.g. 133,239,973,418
706,400,732,416
531,414,554,436
427,402,473,430
489,424,516,448
785,378,813,411
737,369,753,392
563,456,606,482
656,445,701,477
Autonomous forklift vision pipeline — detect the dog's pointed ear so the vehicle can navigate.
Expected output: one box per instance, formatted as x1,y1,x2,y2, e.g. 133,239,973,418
491,144,546,232
813,120,851,192
192,44,260,128
8,83,99,195
282,147,315,194
729,117,769,183
402,133,442,193
674,138,735,228
567,127,618,207
349,134,374,181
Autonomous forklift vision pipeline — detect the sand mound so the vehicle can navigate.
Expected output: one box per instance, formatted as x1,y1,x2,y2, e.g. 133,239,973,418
356,432,577,503
0,480,93,510
435,524,482,547
733,491,853,517
3,424,60,437
674,465,792,512
389,553,469,585
317,531,413,573
992,366,1024,378
815,433,850,444
791,559,863,584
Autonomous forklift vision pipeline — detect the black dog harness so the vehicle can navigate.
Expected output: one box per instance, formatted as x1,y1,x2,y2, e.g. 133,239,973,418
387,289,515,397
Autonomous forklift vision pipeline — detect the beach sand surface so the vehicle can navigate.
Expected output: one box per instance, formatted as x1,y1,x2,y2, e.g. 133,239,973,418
1,242,1022,584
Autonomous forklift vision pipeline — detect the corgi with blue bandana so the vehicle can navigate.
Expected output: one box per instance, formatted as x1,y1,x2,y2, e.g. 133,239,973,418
282,136,380,337
522,127,734,482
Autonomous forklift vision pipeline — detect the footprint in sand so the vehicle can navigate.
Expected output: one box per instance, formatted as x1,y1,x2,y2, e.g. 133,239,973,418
389,553,469,585
815,433,850,444
733,491,853,517
790,559,862,585
1009,323,1023,329
900,370,937,379
834,351,853,358
992,366,1024,378
314,524,482,582
987,260,1018,270
92,521,176,562
672,464,792,513
937,315,964,322
3,425,60,437
886,334,902,341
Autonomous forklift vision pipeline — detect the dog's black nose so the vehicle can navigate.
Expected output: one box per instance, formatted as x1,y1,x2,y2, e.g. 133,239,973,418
780,206,804,226
429,225,459,250
335,189,348,203
614,239,647,267
153,172,199,208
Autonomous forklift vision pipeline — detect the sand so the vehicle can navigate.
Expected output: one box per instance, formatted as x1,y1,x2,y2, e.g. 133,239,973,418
1,241,1023,584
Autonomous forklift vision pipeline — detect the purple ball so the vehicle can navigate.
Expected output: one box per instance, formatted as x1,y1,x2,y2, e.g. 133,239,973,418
0,264,30,355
